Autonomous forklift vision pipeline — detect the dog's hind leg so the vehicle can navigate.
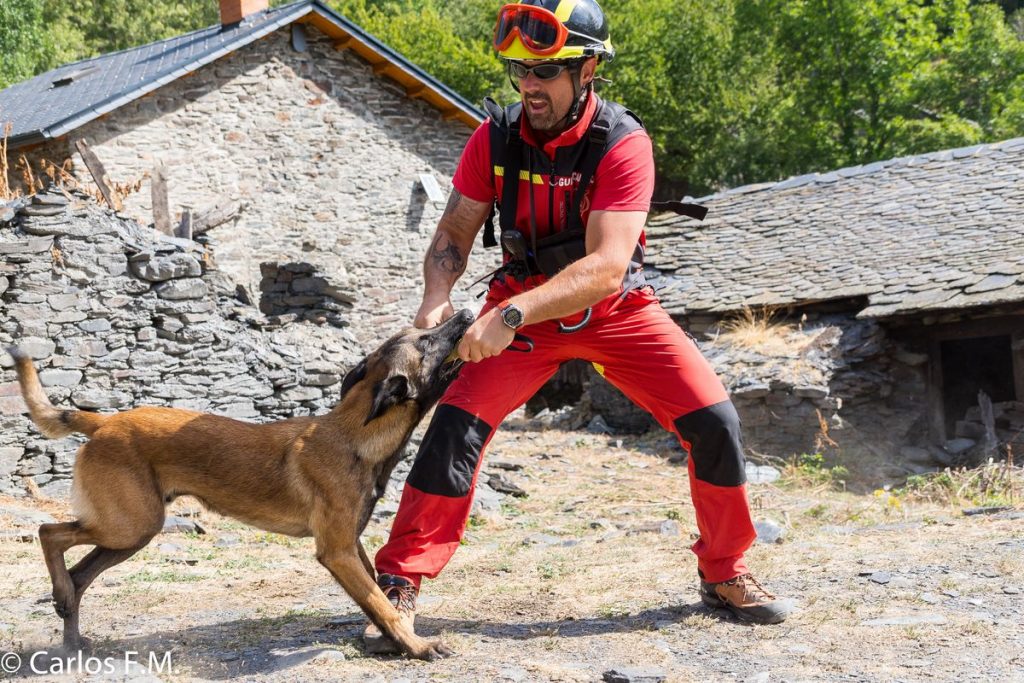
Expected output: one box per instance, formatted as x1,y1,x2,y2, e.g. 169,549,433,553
42,441,165,649
64,545,148,645
38,521,100,649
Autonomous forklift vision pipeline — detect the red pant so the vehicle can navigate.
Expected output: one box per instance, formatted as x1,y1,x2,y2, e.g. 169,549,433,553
376,285,756,587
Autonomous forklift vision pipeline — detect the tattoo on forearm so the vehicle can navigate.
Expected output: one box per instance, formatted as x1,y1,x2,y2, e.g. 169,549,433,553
429,233,465,274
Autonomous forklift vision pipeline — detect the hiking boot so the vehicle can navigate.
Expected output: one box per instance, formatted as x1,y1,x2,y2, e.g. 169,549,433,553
362,573,417,655
700,573,796,625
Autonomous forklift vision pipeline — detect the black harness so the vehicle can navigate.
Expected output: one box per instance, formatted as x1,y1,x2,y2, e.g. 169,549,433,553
481,95,707,285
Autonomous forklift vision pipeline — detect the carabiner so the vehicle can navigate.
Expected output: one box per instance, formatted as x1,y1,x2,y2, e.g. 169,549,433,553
509,333,534,352
558,307,592,334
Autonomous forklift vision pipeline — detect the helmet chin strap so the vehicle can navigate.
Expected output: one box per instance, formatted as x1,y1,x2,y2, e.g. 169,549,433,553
547,68,591,131
566,71,592,124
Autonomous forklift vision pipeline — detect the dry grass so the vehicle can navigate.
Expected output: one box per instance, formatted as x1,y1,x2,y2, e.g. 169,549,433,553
0,122,15,201
897,459,1023,507
1,126,79,200
103,171,148,207
1,423,1022,681
1,123,141,204
715,306,797,355
17,153,41,194
711,306,831,387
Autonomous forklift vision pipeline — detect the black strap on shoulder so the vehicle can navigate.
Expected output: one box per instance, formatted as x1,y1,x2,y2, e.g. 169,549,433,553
483,97,524,249
566,100,643,233
649,201,709,221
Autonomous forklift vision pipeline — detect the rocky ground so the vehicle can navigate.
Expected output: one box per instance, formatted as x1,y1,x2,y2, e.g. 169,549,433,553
0,413,1022,682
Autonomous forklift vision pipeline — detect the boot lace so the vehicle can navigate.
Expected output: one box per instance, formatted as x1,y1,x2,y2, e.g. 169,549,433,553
380,578,417,614
725,573,776,602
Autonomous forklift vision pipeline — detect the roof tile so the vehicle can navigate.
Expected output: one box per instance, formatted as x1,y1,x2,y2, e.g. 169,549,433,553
0,0,481,147
647,137,1024,318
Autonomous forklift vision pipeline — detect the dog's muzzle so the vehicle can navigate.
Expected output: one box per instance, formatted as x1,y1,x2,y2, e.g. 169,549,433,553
441,342,465,380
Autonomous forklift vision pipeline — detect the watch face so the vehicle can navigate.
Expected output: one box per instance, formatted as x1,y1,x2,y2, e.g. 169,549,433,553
502,304,524,329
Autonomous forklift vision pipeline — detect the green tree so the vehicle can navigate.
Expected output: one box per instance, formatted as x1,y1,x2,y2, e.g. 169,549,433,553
0,0,51,89
600,0,737,196
908,1,1024,144
713,0,1023,187
329,0,509,103
3,0,1022,195
41,0,219,58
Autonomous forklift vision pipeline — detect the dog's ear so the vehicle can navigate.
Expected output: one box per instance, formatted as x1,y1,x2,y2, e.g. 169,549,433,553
365,374,411,425
340,358,368,398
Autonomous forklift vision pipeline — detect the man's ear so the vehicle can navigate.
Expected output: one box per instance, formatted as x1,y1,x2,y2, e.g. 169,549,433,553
340,358,368,398
581,56,598,86
365,374,411,425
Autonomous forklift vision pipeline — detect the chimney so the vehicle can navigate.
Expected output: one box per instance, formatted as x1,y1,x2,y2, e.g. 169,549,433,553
220,0,268,25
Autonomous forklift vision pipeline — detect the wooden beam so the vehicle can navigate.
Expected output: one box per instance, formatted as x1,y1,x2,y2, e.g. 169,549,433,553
334,35,355,50
1013,331,1024,403
372,62,393,76
192,199,243,236
74,139,121,211
441,108,461,120
406,83,428,99
928,339,946,442
175,208,192,240
979,391,998,458
150,160,172,235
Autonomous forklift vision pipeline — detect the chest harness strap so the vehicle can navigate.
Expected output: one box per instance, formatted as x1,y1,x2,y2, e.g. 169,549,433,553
478,96,707,330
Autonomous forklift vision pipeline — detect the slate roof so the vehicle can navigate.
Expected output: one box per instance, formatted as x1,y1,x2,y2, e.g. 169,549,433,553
0,0,483,149
644,137,1024,319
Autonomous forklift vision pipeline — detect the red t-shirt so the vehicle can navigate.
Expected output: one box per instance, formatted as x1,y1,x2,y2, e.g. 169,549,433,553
452,94,655,243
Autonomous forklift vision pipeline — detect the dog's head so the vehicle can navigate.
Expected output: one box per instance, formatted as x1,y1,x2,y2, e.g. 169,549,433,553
339,309,475,427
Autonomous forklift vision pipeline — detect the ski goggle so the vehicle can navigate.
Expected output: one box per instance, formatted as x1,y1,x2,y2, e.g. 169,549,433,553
506,60,574,81
494,4,577,56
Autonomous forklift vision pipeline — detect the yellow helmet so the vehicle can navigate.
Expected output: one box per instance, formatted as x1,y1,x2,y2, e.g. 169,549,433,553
493,0,615,62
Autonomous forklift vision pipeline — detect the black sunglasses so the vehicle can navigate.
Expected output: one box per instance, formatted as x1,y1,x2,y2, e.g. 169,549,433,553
507,60,576,81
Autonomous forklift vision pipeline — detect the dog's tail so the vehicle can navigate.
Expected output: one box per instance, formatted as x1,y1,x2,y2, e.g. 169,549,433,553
6,346,106,438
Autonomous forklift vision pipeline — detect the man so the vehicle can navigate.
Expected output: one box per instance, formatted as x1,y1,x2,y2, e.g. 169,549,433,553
365,0,795,653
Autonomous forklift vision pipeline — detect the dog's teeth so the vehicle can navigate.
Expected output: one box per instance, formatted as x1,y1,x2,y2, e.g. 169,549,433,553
444,340,462,363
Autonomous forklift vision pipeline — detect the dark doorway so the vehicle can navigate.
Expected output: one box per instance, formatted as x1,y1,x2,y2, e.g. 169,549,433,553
940,335,1016,437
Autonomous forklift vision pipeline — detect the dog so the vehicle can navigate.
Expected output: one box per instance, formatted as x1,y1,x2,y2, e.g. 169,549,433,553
6,308,474,661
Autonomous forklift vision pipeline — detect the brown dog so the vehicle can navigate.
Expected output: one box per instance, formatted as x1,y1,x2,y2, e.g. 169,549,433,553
7,308,474,660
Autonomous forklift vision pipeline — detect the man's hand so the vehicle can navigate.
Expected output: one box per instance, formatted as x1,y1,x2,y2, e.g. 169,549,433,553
458,307,515,362
414,298,455,329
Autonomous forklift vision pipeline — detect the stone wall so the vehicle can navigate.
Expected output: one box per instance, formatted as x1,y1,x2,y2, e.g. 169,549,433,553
258,260,354,326
720,317,908,459
0,190,364,496
18,24,499,346
565,309,935,464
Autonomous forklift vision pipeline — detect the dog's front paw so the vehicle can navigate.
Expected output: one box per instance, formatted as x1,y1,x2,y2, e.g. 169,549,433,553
412,637,453,661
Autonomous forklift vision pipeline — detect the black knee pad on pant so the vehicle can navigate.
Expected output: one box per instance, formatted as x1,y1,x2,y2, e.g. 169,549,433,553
406,404,493,497
673,400,746,487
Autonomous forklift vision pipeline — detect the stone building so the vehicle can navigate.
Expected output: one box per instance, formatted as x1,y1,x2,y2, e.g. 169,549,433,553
0,190,518,512
0,189,368,495
0,0,496,346
642,137,1024,467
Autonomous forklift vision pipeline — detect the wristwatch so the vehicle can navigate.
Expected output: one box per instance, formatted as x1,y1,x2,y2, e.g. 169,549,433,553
497,300,525,330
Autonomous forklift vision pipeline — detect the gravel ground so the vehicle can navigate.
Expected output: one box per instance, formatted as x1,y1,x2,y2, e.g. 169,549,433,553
1,417,1022,682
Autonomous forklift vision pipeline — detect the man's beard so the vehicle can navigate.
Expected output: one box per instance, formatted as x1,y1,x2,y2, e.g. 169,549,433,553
523,94,563,132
